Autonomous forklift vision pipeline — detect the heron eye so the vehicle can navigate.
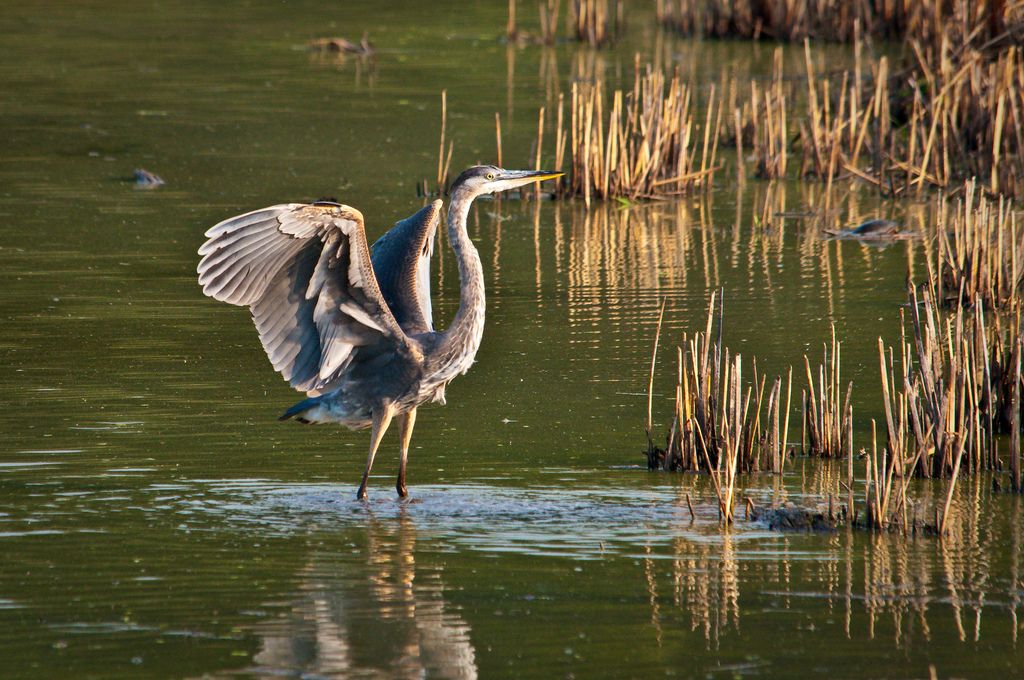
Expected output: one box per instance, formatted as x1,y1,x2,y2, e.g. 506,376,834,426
486,172,495,181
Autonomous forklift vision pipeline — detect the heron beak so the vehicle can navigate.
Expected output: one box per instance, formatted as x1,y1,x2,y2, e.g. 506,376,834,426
497,169,564,188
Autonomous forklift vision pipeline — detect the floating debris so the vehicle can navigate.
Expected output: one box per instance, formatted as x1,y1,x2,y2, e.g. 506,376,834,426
750,501,844,532
824,219,905,240
308,33,374,56
133,168,164,189
750,499,942,535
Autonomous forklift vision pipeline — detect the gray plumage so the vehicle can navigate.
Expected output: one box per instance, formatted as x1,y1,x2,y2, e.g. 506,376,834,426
370,202,438,334
197,165,562,499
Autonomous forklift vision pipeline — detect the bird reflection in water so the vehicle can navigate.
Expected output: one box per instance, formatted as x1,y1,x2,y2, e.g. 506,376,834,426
249,510,477,679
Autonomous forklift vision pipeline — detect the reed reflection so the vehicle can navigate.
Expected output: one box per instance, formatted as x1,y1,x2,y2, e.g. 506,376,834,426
555,199,718,338
473,179,932,343
555,180,922,317
650,475,1021,649
250,511,477,679
667,532,741,649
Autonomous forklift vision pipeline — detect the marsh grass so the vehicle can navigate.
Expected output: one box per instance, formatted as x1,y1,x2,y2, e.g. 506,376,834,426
934,179,1022,310
566,62,722,203
496,2,1024,200
567,17,1021,198
870,278,1023,512
570,0,623,47
527,41,1023,200
878,283,998,480
646,292,792,523
720,48,791,180
802,325,853,459
506,0,621,46
655,0,1024,46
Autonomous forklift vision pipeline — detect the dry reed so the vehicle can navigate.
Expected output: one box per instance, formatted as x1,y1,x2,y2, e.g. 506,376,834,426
419,90,455,197
499,1,1024,201
437,90,454,194
785,22,1023,198
802,325,853,459
655,0,1024,46
874,281,1018,481
934,179,1022,310
646,292,793,522
652,3,1024,198
567,61,722,203
1011,337,1022,492
570,0,623,46
524,21,1023,200
506,0,619,46
539,0,562,44
721,49,791,180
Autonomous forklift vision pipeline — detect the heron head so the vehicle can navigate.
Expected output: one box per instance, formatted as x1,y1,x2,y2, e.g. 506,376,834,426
451,165,563,197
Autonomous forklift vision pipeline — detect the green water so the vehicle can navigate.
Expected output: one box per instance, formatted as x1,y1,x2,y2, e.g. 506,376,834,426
1,2,1021,678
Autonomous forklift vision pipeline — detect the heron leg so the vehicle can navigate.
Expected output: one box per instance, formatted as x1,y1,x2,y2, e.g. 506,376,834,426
396,408,417,498
356,404,394,501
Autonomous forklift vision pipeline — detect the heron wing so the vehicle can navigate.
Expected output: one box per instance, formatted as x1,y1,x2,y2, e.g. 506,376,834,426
370,200,442,334
197,203,416,395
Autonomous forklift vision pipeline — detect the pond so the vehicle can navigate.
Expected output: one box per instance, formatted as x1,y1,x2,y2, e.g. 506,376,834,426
1,1,1021,677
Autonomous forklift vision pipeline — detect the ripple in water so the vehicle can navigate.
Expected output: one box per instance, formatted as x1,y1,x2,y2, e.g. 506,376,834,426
173,482,777,560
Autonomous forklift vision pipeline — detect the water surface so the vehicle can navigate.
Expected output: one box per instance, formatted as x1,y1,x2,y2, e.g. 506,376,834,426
1,2,1021,678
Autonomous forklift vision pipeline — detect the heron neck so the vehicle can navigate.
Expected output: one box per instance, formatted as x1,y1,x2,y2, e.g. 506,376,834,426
438,188,486,372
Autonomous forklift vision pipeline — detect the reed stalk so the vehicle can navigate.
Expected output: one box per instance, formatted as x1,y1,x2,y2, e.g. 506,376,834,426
570,0,622,47
567,64,721,202
646,300,668,460
646,291,792,480
539,0,562,45
495,112,503,168
506,0,518,40
436,90,453,195
803,325,852,458
1012,336,1022,492
874,280,1022,487
935,180,1022,310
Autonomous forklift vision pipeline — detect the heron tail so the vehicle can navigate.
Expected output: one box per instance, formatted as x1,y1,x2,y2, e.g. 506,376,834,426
279,396,323,423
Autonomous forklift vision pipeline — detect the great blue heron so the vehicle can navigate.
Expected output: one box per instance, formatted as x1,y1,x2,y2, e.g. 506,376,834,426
197,166,562,499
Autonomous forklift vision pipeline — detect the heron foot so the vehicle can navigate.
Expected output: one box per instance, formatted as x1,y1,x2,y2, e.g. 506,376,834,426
356,485,369,501
396,482,408,498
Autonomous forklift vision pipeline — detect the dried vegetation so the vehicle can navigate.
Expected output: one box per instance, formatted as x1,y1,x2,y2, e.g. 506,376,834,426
506,0,623,47
503,2,1024,200
646,291,793,523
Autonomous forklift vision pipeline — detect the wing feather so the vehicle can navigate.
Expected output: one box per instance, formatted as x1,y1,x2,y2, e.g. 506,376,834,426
199,228,284,271
370,200,442,334
202,207,285,240
417,231,435,326
197,202,415,394
251,247,322,389
199,212,309,305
